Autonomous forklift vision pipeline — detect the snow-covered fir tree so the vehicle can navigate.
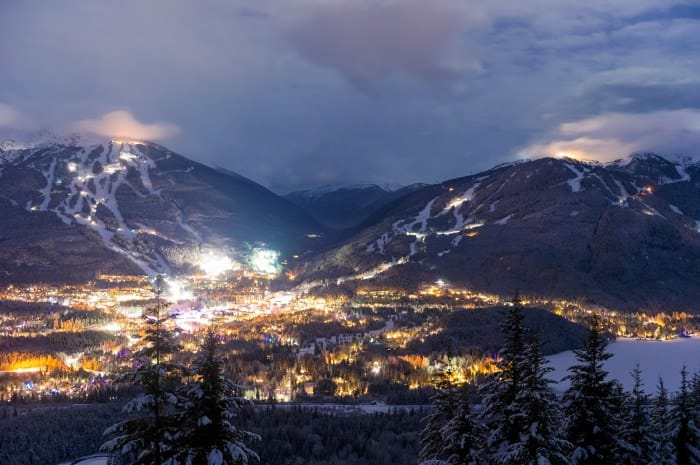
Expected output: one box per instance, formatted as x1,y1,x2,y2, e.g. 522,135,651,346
692,372,700,429
478,296,570,465
649,379,675,465
440,383,483,465
507,332,571,465
672,366,700,465
419,369,460,465
102,275,184,465
478,296,529,456
563,314,625,465
619,364,653,465
164,328,259,465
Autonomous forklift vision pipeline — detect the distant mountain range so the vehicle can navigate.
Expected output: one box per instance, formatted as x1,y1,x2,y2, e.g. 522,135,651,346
297,153,700,312
2,137,700,312
284,183,426,229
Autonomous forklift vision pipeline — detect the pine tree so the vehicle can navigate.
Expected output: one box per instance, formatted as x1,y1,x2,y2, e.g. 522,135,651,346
649,379,675,465
102,275,183,465
620,364,652,465
672,366,700,465
440,383,482,465
489,331,571,465
691,372,700,427
478,295,529,457
479,296,570,465
164,328,259,465
563,314,624,465
420,370,458,465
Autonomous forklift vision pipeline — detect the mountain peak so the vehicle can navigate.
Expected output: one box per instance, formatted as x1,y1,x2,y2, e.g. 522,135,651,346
0,139,323,283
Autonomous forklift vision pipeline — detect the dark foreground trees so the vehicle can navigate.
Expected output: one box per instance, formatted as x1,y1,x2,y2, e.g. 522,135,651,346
421,309,700,465
101,276,258,465
101,276,183,465
165,329,259,465
563,313,627,465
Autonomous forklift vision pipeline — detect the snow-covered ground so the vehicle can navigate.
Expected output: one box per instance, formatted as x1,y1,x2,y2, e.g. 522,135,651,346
547,337,700,393
57,454,116,465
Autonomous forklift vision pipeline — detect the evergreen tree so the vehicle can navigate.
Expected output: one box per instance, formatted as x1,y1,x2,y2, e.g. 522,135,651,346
672,366,700,465
563,314,624,465
479,296,570,465
165,328,259,465
620,364,652,465
420,370,458,465
440,383,482,465
102,275,183,465
691,372,700,426
478,295,529,456
649,379,675,465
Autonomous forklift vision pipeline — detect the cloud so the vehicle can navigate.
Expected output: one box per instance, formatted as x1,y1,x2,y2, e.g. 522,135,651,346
0,103,21,127
287,1,480,89
70,110,180,141
2,0,699,190
523,109,700,161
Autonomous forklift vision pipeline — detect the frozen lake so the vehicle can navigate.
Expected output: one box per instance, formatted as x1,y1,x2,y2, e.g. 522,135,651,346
547,337,700,393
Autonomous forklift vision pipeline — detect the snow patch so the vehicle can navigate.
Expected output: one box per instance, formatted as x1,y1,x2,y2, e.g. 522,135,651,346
669,204,683,215
495,214,513,225
564,163,586,193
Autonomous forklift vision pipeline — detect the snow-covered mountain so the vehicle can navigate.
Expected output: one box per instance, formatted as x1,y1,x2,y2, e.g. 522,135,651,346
298,154,700,312
0,138,324,282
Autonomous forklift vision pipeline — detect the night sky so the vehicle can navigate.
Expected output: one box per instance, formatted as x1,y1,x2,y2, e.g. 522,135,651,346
1,1,699,192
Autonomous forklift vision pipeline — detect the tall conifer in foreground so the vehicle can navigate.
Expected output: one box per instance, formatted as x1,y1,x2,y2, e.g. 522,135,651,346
649,379,675,465
479,295,570,465
478,295,529,457
672,366,700,465
440,383,482,465
619,364,652,465
165,328,259,465
102,275,183,465
563,314,623,465
419,370,459,465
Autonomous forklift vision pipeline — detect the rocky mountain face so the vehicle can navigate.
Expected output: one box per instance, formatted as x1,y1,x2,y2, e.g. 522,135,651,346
0,138,324,283
284,184,426,229
297,154,700,312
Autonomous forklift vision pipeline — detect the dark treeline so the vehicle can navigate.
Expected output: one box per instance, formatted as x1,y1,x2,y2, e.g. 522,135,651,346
419,299,700,465
239,406,422,465
0,330,122,354
0,403,424,465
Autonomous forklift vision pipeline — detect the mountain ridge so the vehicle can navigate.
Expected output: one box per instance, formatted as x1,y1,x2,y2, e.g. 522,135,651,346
0,138,325,282
294,154,700,312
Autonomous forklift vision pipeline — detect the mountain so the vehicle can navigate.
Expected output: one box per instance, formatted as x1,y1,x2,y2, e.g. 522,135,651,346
0,138,324,283
284,184,426,229
296,154,700,312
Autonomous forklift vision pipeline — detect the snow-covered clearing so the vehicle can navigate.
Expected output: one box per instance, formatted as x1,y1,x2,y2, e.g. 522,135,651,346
547,337,700,392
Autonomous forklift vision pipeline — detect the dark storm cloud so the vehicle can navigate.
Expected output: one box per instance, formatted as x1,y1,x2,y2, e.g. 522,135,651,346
286,1,479,90
1,0,699,190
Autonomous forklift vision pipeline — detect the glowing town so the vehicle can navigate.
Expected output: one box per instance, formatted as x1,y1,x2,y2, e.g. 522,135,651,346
1,245,696,404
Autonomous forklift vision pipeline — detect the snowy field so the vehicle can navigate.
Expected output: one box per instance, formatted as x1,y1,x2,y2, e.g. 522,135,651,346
547,337,700,393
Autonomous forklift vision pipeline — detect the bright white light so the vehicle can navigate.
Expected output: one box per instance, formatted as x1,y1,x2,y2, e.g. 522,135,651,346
119,150,138,161
198,249,237,277
249,248,280,275
67,162,78,172
102,322,122,332
164,278,193,301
